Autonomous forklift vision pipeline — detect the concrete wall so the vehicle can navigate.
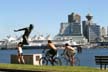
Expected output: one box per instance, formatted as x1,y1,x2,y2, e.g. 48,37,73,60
11,54,42,65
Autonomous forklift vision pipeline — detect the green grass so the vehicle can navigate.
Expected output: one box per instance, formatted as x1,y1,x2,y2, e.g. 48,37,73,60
0,63,108,72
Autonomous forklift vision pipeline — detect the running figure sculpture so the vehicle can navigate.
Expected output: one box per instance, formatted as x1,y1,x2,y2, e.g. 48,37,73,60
14,24,34,45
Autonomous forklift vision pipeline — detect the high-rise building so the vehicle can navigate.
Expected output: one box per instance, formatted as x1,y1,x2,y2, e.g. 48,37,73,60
55,12,87,44
59,22,69,35
59,22,82,36
68,12,81,23
100,27,107,37
82,13,100,42
59,12,82,36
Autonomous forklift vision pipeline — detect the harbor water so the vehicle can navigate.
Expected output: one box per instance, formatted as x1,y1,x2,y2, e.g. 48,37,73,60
0,48,108,68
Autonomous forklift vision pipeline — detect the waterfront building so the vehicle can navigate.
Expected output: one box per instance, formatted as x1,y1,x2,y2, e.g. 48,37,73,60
55,12,88,45
100,26,108,42
100,27,107,37
82,13,100,42
58,12,82,36
54,35,87,45
68,12,81,23
59,22,82,36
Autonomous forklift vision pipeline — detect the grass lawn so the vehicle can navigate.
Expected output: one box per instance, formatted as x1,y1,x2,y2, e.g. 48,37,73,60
0,63,108,72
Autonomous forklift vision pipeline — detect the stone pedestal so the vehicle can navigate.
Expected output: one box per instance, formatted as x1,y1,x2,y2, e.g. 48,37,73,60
11,54,42,65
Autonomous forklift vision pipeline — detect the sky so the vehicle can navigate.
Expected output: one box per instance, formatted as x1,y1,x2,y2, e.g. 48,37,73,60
0,0,108,39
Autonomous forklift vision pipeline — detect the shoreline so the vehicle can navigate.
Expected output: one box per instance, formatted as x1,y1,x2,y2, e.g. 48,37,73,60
1,45,108,50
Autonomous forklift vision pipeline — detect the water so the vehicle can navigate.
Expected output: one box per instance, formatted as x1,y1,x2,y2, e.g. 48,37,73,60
0,48,108,68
